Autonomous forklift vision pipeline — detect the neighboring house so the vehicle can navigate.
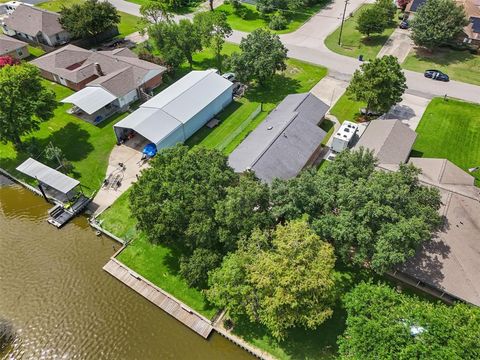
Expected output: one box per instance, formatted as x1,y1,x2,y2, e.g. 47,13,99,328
228,93,329,183
2,4,69,47
0,33,29,59
380,159,480,306
354,119,417,166
31,45,167,123
114,69,233,150
405,0,480,46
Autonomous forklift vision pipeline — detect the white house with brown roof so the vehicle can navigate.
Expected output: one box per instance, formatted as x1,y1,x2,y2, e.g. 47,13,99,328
31,44,167,123
0,33,28,59
2,4,69,47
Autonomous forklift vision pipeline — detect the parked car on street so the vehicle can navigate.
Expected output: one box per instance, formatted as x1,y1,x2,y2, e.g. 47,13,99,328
399,20,409,29
424,69,449,82
222,72,236,82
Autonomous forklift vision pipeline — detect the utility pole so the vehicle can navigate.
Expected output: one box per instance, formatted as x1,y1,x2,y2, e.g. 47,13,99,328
338,0,349,46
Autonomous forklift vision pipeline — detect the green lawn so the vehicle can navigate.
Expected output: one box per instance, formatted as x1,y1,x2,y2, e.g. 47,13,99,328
27,45,46,59
412,98,480,186
98,190,219,319
98,42,327,320
403,48,480,86
0,81,128,192
216,2,327,34
329,94,365,123
37,1,140,37
324,4,398,61
125,0,201,14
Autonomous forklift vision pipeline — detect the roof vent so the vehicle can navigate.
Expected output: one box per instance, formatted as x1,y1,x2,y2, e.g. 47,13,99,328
267,126,273,130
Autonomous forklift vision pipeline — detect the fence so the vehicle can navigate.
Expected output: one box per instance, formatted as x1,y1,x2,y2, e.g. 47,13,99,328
218,104,262,151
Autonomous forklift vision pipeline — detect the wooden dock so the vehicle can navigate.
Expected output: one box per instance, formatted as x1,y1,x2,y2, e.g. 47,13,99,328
103,258,213,339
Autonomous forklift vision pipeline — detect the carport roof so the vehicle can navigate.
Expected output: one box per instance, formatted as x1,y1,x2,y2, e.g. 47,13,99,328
61,86,117,115
16,157,79,194
114,107,183,145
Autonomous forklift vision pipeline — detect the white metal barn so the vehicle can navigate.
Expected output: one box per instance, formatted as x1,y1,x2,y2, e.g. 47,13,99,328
114,69,234,151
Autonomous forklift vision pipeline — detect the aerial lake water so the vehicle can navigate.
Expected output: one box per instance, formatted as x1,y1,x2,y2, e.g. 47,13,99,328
0,180,252,359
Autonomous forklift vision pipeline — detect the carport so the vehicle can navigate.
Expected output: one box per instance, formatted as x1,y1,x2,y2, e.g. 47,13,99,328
113,107,186,151
62,87,119,124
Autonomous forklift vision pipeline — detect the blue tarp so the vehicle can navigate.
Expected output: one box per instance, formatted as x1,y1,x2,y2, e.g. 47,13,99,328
143,143,157,157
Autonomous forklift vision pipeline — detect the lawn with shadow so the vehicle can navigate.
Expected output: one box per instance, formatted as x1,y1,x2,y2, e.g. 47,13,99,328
0,81,128,192
324,4,398,61
403,47,480,86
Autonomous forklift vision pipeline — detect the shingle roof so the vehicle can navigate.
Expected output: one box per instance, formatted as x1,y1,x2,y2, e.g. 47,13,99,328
228,93,329,183
0,33,26,55
354,119,417,165
31,44,167,95
3,4,64,37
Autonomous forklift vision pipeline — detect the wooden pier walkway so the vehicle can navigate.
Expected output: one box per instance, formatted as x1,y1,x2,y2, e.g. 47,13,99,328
103,258,213,339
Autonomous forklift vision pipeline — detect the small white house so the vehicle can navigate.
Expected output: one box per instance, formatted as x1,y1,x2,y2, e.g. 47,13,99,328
331,121,358,153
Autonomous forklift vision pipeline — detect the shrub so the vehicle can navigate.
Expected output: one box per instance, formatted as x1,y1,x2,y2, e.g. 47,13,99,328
269,13,288,30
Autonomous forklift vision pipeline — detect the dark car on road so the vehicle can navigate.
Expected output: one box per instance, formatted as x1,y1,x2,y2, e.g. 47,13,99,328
424,69,449,82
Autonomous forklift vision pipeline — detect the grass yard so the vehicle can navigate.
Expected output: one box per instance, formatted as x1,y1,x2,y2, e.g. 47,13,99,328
125,0,201,14
97,190,219,319
403,48,480,86
411,98,480,186
0,81,128,192
329,94,365,123
216,2,327,34
98,42,326,320
324,4,398,61
37,1,140,37
27,45,46,59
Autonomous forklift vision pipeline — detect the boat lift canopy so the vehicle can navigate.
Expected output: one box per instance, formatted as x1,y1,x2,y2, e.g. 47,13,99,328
16,158,79,194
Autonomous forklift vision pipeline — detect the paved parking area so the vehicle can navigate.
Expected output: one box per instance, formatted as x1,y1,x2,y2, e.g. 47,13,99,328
379,93,431,130
377,28,414,63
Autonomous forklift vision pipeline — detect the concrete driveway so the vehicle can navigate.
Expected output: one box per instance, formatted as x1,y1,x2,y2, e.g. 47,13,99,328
379,93,431,130
377,28,413,63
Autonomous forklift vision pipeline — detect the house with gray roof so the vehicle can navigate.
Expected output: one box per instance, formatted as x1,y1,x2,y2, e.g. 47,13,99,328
354,119,417,165
2,4,69,47
228,93,329,183
0,33,28,59
380,159,480,306
31,44,167,123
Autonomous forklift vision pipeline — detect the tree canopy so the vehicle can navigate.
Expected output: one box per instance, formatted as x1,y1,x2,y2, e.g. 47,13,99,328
346,55,406,114
208,219,338,339
59,0,121,40
338,282,480,359
149,19,202,69
228,29,287,86
356,5,388,37
411,0,468,49
193,11,232,70
0,63,56,147
140,0,172,24
129,145,237,251
271,149,442,273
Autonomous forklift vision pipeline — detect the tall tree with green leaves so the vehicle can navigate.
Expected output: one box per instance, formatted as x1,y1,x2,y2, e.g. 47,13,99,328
208,219,338,339
270,149,443,273
0,63,56,147
59,0,121,40
228,29,287,86
356,5,388,38
411,0,468,50
149,19,202,69
129,145,237,250
193,11,232,70
140,0,172,24
215,172,273,252
347,55,406,114
338,282,480,359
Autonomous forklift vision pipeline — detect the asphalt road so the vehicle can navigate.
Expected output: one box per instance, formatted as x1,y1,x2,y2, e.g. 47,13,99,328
107,0,480,104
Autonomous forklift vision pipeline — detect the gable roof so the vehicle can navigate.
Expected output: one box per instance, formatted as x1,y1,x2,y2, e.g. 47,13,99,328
354,119,417,165
228,93,329,183
406,0,427,12
3,4,64,37
31,44,167,96
0,33,26,55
